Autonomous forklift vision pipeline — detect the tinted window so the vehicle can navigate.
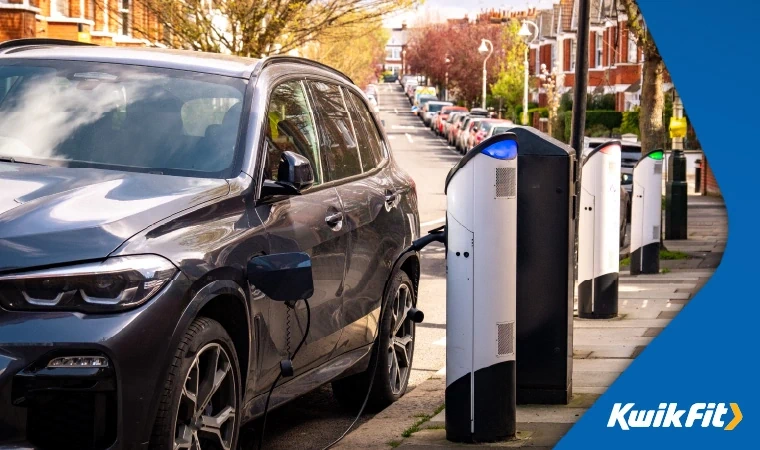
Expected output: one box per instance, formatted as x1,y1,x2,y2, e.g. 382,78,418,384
308,81,362,181
264,80,322,185
345,89,384,172
0,61,245,177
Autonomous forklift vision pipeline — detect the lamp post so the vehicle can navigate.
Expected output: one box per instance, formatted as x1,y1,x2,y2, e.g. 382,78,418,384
402,48,407,76
518,20,538,126
477,39,493,110
445,56,451,102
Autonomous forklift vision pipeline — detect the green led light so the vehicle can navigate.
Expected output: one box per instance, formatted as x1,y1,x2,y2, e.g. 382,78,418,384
649,150,664,160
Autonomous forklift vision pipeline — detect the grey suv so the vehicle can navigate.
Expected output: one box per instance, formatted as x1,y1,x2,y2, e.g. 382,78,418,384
0,40,420,450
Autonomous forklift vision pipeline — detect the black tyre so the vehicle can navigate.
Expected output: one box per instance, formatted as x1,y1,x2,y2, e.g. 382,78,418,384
150,317,241,450
332,271,416,411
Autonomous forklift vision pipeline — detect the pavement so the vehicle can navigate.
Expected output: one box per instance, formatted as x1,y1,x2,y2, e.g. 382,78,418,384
334,84,728,449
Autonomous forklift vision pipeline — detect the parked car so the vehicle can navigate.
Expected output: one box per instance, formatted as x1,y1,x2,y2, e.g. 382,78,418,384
0,40,421,449
469,107,490,117
435,106,468,135
365,83,379,103
415,94,439,116
421,101,453,127
469,119,513,150
365,93,381,114
449,113,470,146
443,111,465,140
457,117,488,153
400,75,418,87
483,122,517,140
383,73,398,82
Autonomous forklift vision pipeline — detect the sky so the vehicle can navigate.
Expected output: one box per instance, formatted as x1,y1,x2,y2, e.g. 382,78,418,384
383,0,559,28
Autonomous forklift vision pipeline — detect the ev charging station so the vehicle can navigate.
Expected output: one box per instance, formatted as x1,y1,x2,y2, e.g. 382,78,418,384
630,149,664,275
578,141,621,319
443,133,518,443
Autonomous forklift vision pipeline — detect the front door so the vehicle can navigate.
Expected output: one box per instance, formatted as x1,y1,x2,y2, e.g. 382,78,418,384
254,79,347,394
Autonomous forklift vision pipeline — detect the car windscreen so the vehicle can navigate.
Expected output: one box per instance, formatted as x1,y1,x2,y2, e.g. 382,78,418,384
0,60,247,178
491,127,511,136
418,96,438,106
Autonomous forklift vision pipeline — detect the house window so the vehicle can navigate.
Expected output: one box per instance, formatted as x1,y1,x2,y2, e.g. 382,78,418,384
120,0,130,36
627,31,637,63
570,39,576,71
550,43,557,71
596,33,603,67
51,0,70,17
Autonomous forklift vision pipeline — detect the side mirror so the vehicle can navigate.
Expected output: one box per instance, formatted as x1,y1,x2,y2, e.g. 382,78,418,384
278,151,314,191
248,252,314,302
260,151,314,198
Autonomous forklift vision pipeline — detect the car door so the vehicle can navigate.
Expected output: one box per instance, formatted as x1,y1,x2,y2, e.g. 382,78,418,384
333,86,407,354
254,79,348,392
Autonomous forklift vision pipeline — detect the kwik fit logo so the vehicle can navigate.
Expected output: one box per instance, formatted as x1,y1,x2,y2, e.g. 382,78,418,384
607,403,742,430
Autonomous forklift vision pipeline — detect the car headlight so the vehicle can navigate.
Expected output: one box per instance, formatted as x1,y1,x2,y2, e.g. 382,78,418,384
0,255,177,313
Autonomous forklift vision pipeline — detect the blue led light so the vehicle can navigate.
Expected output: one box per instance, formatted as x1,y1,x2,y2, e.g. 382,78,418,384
480,139,518,160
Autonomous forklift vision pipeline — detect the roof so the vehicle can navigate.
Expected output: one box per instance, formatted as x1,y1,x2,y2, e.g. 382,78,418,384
0,45,259,78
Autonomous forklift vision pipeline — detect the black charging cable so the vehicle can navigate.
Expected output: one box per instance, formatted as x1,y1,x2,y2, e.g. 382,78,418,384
257,298,311,450
320,228,444,450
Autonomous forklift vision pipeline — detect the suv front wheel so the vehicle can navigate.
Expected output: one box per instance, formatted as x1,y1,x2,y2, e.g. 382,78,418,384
151,317,241,450
332,271,416,411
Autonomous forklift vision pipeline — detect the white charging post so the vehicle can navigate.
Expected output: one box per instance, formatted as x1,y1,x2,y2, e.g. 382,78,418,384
630,149,664,274
443,133,518,443
578,140,621,319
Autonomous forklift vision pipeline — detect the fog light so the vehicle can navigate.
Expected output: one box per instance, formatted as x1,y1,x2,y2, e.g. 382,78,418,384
47,356,109,368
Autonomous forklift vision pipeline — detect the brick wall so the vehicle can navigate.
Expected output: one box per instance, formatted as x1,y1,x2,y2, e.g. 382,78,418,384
701,158,721,196
0,8,37,41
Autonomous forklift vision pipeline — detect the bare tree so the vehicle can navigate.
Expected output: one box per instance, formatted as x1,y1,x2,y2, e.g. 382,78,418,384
103,0,415,57
619,0,665,153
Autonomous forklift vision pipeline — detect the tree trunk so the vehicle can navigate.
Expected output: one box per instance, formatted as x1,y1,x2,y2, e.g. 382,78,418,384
639,55,666,153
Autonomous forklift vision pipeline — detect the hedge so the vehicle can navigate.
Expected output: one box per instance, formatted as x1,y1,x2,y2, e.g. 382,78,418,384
620,111,640,136
561,110,623,142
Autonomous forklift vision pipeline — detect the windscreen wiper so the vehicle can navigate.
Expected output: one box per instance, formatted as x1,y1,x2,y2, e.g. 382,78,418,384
0,155,44,166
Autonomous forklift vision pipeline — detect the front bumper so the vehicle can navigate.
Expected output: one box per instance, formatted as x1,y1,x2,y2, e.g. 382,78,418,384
0,275,192,449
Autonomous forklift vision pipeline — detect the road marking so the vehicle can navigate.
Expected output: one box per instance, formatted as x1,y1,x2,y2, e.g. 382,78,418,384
421,217,445,227
433,337,446,347
405,133,413,144
387,135,397,140
392,125,425,130
394,108,398,114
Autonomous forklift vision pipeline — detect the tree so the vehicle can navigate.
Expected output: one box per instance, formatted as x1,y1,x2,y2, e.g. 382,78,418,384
299,17,389,88
405,21,503,106
105,0,415,57
619,0,665,153
491,20,525,121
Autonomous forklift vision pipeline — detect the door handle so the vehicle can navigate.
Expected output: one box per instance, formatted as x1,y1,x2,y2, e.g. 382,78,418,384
325,211,344,229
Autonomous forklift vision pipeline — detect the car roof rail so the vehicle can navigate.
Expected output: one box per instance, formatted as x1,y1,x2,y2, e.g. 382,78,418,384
0,38,97,54
254,55,354,84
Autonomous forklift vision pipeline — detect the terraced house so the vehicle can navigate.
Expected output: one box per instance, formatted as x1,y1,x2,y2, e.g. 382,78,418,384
1,0,164,47
526,0,672,113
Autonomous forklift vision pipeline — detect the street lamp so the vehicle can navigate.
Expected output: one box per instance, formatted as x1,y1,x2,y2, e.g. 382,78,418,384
518,20,538,125
402,48,407,76
478,39,493,110
445,56,451,102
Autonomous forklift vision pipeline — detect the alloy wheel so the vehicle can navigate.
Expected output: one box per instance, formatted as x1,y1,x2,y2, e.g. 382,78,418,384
387,283,415,395
173,343,237,450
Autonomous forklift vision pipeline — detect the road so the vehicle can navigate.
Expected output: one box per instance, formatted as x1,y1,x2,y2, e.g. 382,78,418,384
240,82,453,449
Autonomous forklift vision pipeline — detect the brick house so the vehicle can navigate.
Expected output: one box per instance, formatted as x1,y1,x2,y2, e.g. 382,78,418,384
525,0,669,112
1,0,164,47
383,23,409,76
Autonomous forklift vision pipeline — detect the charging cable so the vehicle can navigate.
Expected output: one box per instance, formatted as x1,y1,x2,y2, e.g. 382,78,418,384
257,298,311,450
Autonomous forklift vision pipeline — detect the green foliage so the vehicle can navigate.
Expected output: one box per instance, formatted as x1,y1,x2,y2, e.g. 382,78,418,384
491,21,527,122
660,250,688,260
588,94,616,111
620,257,631,266
621,111,640,136
560,110,622,142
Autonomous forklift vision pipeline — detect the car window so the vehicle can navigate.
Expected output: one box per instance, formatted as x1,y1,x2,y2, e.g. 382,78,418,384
345,88,384,172
0,61,245,177
307,80,362,181
264,80,322,185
